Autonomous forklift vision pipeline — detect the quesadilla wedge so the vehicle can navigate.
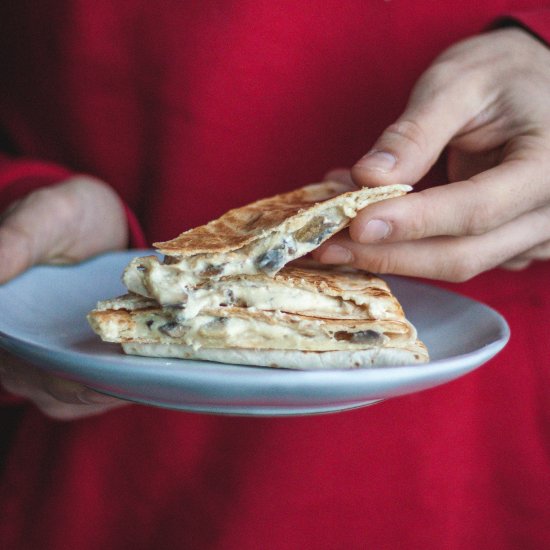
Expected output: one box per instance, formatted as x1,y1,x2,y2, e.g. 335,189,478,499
123,181,410,292
120,260,405,321
88,180,428,369
88,293,417,352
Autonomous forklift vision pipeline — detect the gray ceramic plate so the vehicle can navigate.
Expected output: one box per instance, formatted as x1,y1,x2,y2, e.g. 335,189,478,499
0,250,509,416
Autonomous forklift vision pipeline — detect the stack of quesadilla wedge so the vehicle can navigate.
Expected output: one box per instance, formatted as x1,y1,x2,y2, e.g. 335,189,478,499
88,181,428,369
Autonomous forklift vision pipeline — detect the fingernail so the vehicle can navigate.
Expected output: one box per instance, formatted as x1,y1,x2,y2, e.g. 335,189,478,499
356,150,396,173
78,389,121,405
358,219,391,243
319,244,354,264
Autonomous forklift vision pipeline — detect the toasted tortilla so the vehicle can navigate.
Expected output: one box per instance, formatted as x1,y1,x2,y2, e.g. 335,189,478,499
155,181,410,256
123,182,410,289
122,341,429,369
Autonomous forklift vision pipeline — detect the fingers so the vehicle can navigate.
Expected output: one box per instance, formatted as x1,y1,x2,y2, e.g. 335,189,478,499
349,151,550,245
0,176,128,284
0,351,129,421
319,154,550,279
314,203,550,281
320,28,550,281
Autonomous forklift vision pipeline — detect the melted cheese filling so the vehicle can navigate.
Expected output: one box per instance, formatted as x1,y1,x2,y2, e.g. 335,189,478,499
123,262,399,323
123,256,395,322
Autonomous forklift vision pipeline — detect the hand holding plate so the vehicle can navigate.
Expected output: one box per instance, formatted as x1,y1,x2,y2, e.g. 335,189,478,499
0,175,130,418
0,175,128,283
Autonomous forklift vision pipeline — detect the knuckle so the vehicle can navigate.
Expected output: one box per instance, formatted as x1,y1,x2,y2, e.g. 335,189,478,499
354,249,399,275
403,194,431,240
458,197,495,236
384,119,428,154
412,59,466,107
418,60,458,90
43,187,80,223
445,251,485,282
26,185,79,228
389,191,435,241
406,213,428,241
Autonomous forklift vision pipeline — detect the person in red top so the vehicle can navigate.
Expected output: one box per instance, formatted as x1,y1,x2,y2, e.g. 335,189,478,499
1,2,550,549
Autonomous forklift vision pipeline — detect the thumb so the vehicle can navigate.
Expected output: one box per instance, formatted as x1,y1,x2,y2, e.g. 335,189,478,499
0,187,72,282
0,177,128,283
351,65,490,187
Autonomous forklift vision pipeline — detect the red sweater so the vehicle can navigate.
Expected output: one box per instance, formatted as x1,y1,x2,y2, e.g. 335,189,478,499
1,2,550,549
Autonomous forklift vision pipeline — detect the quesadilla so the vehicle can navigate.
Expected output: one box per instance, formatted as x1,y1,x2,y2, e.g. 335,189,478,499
87,284,428,369
123,181,410,294
120,260,405,320
88,297,417,352
88,181,428,369
90,258,422,351
88,264,429,368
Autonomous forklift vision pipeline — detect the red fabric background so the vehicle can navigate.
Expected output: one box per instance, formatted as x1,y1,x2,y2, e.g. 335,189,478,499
1,2,550,549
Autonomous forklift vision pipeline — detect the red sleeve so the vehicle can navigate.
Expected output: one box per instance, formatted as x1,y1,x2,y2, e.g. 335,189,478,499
0,153,147,407
0,154,72,211
494,9,550,44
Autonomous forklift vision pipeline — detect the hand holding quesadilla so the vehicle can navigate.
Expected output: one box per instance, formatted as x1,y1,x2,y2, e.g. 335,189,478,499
316,29,550,281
